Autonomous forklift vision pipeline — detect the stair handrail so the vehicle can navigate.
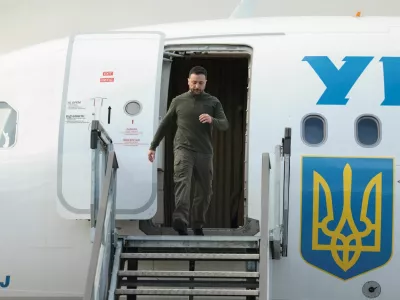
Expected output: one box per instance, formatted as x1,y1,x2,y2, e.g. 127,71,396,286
84,121,119,300
281,127,291,257
90,120,113,232
259,152,271,300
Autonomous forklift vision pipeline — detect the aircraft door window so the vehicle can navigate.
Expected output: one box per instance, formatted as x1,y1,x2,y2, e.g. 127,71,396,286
301,114,326,146
0,102,17,149
124,100,142,116
355,115,381,147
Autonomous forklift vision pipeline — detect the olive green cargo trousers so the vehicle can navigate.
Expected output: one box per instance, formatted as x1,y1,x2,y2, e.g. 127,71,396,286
172,146,213,230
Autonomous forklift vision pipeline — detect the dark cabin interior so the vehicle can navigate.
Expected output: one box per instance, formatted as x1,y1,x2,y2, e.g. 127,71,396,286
162,55,249,229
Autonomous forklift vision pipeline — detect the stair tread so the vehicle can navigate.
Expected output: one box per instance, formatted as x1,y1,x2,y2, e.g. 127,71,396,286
125,235,260,249
125,235,260,242
119,270,259,278
120,253,259,260
115,288,259,296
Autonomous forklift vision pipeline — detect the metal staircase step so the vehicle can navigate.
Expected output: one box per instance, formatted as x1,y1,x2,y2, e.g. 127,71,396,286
120,252,259,260
115,288,259,296
118,279,259,289
119,270,259,278
113,237,261,297
125,235,260,249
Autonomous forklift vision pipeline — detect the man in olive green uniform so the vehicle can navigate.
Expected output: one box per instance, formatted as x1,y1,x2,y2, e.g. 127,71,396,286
148,66,229,235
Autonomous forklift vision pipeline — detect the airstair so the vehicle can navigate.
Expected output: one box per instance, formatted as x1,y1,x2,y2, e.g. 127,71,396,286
82,121,289,300
109,236,261,298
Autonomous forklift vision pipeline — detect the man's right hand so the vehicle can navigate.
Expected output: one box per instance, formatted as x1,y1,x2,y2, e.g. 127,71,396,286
148,150,156,162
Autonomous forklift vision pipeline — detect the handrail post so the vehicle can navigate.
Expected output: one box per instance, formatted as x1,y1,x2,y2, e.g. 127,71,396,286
270,145,282,259
281,128,291,257
90,131,100,242
89,120,114,243
85,120,119,300
259,152,271,300
83,151,117,300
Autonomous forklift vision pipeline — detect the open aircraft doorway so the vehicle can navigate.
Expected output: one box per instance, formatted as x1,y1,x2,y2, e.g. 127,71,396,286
140,44,259,236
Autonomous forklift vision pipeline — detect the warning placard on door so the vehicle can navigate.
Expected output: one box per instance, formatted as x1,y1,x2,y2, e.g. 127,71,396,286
100,70,114,82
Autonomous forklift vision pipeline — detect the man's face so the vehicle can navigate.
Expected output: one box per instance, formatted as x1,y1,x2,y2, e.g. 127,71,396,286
188,73,207,94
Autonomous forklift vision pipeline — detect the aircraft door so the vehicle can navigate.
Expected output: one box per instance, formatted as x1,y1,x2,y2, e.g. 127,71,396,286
57,32,165,220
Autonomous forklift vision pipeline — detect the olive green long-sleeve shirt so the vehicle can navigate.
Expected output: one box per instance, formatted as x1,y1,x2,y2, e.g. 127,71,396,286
150,91,229,154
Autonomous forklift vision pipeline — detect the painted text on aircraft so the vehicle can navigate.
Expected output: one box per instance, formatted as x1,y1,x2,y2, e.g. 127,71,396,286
303,56,400,106
0,276,10,289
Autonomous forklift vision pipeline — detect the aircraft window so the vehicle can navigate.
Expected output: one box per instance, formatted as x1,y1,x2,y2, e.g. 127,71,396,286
356,115,380,147
302,114,326,146
124,100,142,116
0,102,18,149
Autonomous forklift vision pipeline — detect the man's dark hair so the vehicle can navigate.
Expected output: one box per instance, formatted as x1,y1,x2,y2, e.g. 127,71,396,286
189,66,207,78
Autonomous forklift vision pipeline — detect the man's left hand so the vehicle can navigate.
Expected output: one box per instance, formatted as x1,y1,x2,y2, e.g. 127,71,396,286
199,114,212,124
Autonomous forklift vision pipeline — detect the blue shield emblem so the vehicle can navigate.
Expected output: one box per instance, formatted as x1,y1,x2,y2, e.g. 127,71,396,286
300,156,394,280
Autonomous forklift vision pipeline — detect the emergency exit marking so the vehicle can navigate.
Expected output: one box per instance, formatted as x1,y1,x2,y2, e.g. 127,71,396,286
100,71,114,82
100,78,114,82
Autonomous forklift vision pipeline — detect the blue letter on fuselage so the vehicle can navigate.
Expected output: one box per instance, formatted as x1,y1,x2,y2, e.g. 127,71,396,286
380,57,400,106
302,56,373,105
0,276,10,288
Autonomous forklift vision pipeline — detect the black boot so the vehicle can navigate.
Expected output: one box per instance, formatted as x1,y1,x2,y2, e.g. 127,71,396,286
193,228,204,236
172,218,188,235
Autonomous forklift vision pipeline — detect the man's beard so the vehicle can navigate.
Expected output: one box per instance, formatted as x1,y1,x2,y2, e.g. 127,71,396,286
191,88,202,94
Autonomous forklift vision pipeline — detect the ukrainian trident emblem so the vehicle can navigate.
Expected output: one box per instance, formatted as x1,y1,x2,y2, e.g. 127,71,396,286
300,156,394,280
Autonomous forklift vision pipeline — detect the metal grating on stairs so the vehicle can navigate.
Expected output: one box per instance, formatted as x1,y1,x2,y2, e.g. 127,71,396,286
110,235,262,298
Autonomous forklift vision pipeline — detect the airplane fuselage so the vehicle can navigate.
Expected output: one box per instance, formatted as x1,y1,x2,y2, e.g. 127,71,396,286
0,16,399,299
